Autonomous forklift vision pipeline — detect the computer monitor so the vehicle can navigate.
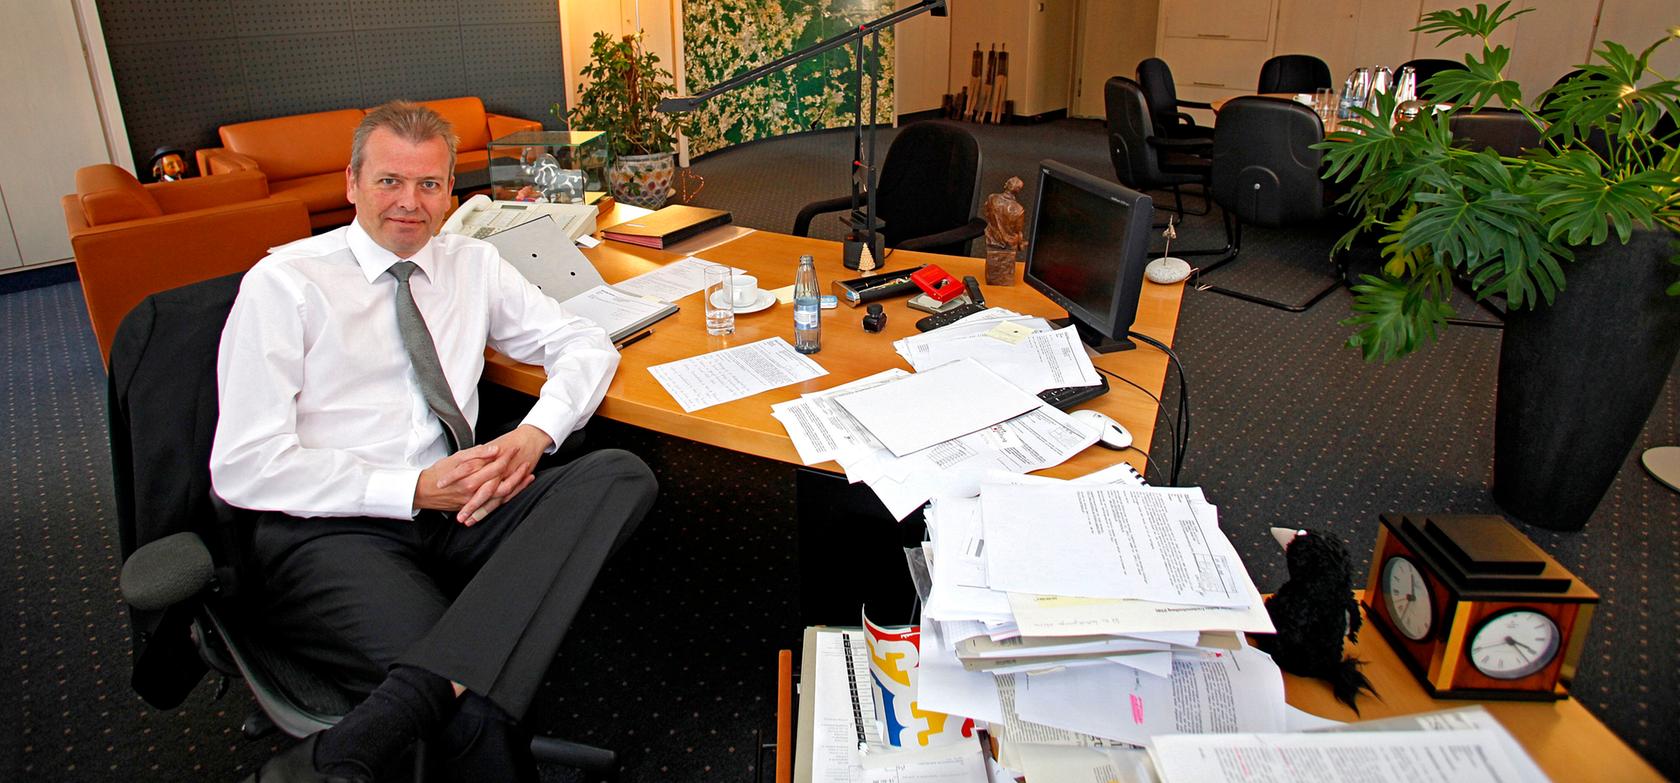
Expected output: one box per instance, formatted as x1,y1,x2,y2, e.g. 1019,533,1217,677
1022,160,1155,353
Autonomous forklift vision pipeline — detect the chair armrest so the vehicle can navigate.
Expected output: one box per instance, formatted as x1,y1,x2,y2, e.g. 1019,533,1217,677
792,195,854,237
894,218,987,254
121,532,213,611
1146,136,1214,153
1177,99,1214,111
487,112,542,140
198,148,261,176
145,169,271,214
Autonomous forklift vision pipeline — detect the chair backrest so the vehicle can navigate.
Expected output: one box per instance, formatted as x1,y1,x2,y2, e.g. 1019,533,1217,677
1104,76,1166,190
1211,97,1326,227
1135,58,1181,129
1450,110,1543,157
1400,58,1465,96
1258,54,1332,94
874,121,983,255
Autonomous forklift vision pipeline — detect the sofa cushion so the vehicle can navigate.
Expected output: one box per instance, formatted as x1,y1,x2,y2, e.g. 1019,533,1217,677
220,109,364,182
270,172,350,215
421,97,490,152
77,164,163,226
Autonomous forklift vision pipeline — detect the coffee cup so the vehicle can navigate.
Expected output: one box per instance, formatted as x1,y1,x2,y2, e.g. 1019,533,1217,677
730,274,759,307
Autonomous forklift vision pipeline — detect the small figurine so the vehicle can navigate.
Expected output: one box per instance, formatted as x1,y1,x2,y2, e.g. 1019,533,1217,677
983,176,1026,285
1253,527,1375,711
862,303,887,333
857,241,878,273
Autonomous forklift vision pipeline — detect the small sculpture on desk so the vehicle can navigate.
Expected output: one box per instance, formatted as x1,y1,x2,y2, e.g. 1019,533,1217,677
1253,527,1375,712
982,176,1026,286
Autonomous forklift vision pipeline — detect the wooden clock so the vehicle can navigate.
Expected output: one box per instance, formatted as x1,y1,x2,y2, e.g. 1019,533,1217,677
1363,513,1598,701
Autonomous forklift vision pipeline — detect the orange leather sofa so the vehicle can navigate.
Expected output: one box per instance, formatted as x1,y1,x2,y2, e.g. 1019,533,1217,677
62,164,311,364
196,97,541,229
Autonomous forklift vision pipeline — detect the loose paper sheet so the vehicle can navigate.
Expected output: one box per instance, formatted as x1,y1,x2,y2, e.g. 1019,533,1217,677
646,337,827,412
1148,729,1526,783
901,325,1102,394
981,484,1250,607
770,369,909,465
611,256,743,301
834,359,1042,457
810,630,883,783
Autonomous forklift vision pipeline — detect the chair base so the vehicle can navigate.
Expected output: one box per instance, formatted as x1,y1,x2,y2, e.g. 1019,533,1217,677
1196,220,1343,312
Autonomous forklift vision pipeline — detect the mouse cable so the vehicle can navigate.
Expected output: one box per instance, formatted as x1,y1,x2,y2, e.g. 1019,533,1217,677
1126,330,1191,487
1097,365,1179,487
1129,445,1167,484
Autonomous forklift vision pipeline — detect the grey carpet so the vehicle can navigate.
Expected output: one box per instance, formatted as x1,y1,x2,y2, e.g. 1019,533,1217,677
3,117,1675,781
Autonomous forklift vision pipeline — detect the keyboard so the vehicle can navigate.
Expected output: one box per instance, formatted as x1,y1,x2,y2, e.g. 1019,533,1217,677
914,302,988,332
1037,375,1111,410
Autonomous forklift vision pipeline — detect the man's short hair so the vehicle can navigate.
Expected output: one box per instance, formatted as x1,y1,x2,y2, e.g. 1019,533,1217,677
350,101,458,176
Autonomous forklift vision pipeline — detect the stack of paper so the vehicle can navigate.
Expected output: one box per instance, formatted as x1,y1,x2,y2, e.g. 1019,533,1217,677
891,309,1102,395
770,359,1101,519
913,474,1286,778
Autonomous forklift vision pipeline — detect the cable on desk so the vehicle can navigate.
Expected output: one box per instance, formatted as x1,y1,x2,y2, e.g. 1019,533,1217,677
1130,444,1167,483
1099,366,1178,485
1126,330,1192,487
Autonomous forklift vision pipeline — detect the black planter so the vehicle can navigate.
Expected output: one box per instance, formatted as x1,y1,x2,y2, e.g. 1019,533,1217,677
1493,228,1680,530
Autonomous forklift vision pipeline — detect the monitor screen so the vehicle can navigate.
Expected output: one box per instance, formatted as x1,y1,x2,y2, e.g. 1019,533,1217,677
1022,161,1154,353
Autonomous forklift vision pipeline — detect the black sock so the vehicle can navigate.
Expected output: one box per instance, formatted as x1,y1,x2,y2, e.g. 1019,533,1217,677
314,665,458,778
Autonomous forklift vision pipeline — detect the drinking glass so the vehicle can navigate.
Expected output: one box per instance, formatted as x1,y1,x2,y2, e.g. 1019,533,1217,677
703,265,734,335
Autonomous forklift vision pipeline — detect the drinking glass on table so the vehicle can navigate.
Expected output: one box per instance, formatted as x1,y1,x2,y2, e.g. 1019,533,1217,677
1314,88,1337,130
703,265,735,335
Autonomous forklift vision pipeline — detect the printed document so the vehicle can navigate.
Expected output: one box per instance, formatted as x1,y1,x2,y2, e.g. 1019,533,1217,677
857,740,990,783
769,369,909,465
833,359,1043,457
1006,579,1276,637
980,484,1251,607
557,285,676,342
809,630,882,783
611,256,743,301
647,337,826,412
1148,729,1527,783
901,325,1102,394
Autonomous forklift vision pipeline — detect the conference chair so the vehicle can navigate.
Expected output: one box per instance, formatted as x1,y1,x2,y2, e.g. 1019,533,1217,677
110,275,616,781
1399,58,1465,95
792,121,985,257
1135,58,1215,142
1200,97,1342,311
1257,54,1332,94
1104,76,1230,231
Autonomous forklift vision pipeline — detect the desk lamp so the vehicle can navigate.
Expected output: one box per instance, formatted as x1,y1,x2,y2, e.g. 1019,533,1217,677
656,0,949,270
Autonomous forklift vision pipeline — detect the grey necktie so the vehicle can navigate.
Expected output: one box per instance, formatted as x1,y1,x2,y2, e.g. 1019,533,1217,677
387,261,474,452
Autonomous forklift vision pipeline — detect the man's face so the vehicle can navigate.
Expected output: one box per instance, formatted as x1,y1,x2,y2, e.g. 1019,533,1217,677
346,127,454,257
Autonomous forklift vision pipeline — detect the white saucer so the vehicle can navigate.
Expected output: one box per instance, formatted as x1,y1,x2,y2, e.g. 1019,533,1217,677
711,289,776,314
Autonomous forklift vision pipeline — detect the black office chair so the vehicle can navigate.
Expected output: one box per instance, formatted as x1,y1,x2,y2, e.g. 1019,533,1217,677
1257,54,1332,94
111,274,616,780
1136,58,1214,142
1104,75,1230,232
1199,97,1342,311
1451,109,1544,157
1399,58,1465,96
792,121,985,257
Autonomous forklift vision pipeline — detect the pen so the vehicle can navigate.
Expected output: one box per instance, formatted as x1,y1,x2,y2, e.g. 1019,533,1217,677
615,329,653,350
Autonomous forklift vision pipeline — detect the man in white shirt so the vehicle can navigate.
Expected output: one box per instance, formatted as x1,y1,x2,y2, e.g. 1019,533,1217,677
212,101,656,782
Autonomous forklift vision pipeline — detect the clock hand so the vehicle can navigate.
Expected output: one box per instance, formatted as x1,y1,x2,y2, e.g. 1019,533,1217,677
1506,639,1530,665
1510,638,1539,655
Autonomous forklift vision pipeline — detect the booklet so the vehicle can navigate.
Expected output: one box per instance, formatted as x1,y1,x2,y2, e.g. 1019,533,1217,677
601,205,733,249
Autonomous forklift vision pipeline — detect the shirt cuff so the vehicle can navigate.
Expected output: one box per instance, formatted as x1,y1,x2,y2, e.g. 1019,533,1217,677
365,467,424,518
521,396,579,455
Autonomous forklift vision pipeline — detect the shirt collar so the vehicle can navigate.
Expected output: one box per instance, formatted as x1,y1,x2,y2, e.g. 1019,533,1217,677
348,219,438,283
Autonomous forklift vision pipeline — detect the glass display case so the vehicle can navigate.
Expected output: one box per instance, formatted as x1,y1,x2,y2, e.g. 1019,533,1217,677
487,130,609,204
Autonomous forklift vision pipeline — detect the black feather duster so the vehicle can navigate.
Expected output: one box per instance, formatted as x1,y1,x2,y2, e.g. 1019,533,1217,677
1253,528,1375,712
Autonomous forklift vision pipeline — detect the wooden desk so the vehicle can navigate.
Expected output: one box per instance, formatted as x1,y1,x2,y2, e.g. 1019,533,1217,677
775,615,1661,782
1211,92,1345,133
484,223,1186,479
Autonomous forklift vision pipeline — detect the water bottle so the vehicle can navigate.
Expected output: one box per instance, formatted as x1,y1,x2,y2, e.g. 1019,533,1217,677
793,255,821,354
1339,68,1370,119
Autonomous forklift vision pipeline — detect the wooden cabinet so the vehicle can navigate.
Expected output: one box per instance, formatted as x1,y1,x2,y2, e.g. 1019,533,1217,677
1156,0,1279,121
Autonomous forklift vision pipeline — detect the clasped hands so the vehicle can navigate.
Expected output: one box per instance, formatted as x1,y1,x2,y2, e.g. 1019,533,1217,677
414,424,553,525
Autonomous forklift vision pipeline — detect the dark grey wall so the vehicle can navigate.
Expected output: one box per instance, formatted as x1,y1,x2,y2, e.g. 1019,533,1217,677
96,0,566,171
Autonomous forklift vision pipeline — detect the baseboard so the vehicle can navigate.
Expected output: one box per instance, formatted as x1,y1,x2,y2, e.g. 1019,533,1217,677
0,262,78,295
897,109,943,124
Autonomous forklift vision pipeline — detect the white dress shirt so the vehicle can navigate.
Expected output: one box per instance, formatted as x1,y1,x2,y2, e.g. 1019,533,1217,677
209,221,619,519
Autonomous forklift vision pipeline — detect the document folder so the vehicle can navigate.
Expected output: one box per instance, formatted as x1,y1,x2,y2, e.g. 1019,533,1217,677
601,205,733,249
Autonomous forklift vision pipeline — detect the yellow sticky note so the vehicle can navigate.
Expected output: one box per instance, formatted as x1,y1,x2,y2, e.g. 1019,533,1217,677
985,322,1034,344
770,284,796,304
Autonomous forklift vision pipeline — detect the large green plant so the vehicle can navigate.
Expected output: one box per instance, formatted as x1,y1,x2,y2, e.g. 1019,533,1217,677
557,32,680,158
1320,3,1680,362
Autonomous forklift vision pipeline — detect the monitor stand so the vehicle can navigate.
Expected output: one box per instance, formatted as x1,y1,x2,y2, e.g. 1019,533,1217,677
1052,317,1135,354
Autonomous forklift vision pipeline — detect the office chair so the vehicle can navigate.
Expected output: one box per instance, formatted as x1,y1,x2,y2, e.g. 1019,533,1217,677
792,121,985,257
1199,97,1342,311
1135,58,1215,142
1398,58,1465,96
1257,54,1332,94
111,274,616,780
1104,76,1230,230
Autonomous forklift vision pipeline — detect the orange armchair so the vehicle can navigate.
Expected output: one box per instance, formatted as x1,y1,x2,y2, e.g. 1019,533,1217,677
62,164,310,364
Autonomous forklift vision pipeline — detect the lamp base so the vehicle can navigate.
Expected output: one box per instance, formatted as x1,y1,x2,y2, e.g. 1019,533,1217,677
842,233,887,271
1642,446,1680,493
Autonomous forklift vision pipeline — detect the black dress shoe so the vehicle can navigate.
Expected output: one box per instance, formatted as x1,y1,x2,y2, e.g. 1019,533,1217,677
240,734,370,783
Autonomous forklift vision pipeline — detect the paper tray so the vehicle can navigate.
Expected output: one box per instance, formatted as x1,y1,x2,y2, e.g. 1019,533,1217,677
832,266,926,308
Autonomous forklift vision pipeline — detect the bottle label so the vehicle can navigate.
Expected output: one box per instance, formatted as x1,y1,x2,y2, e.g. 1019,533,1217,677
795,306,819,329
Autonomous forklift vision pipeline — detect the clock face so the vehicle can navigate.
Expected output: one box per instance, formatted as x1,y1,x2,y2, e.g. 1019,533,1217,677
1470,609,1561,680
1382,555,1433,641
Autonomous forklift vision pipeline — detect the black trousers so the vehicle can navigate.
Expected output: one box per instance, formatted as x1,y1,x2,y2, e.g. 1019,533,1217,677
250,448,657,718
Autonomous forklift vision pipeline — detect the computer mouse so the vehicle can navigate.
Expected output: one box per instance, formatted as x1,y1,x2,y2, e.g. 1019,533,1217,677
1070,409,1133,450
1145,256,1192,285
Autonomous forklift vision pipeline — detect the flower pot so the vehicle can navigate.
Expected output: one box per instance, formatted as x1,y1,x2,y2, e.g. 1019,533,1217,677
1492,228,1680,530
606,152,675,209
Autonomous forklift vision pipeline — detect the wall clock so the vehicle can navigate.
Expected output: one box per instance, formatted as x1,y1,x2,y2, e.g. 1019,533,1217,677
1363,514,1597,700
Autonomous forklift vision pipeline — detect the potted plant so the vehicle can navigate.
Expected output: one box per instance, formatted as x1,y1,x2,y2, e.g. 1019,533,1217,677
1320,3,1680,531
558,31,682,209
